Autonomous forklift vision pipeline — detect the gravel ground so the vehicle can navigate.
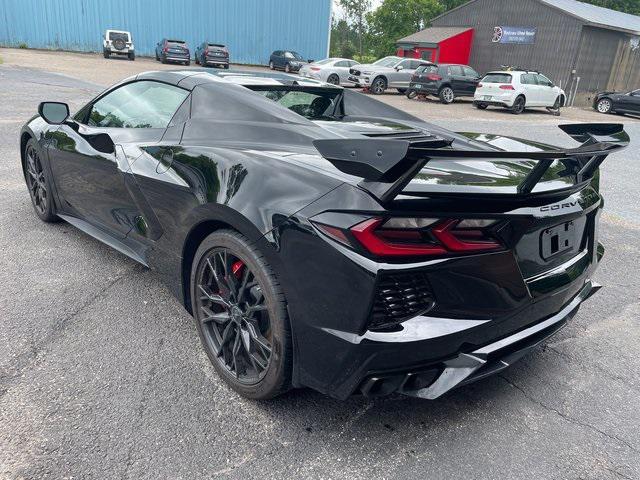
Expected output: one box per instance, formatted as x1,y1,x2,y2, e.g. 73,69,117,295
0,49,639,480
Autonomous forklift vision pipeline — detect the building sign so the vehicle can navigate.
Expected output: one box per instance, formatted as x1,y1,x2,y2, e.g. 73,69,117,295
492,26,536,44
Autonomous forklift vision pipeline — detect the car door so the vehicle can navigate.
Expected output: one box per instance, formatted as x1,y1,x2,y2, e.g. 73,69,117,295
535,74,557,106
447,65,467,95
520,73,540,105
617,89,640,113
462,66,481,95
388,59,411,87
333,60,351,84
47,80,190,237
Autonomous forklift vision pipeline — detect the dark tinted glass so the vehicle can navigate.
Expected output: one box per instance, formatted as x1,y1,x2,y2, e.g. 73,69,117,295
463,66,478,77
448,65,464,76
249,87,342,120
482,73,512,84
88,81,189,128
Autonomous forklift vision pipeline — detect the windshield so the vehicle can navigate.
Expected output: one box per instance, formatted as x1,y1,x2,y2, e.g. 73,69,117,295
373,56,401,67
285,51,304,60
246,86,342,120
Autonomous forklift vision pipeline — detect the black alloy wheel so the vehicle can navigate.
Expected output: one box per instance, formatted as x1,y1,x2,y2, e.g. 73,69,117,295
24,139,57,222
191,230,291,399
511,96,526,115
327,73,340,85
370,76,387,95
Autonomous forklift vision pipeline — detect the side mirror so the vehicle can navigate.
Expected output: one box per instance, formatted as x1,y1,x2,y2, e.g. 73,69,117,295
395,65,404,71
38,102,69,124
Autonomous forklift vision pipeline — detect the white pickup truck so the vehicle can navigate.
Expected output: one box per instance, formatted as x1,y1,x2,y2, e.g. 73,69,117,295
103,30,135,61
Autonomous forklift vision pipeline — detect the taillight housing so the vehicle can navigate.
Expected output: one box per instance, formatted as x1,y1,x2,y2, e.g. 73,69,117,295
499,84,515,90
312,217,504,259
310,66,321,71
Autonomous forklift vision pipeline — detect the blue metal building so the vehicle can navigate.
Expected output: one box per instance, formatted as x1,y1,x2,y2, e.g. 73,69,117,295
0,0,332,65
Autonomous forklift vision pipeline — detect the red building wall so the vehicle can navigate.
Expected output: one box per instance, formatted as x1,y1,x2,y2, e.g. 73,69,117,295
397,28,474,65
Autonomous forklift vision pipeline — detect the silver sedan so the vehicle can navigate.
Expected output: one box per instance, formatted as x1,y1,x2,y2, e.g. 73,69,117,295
298,58,360,85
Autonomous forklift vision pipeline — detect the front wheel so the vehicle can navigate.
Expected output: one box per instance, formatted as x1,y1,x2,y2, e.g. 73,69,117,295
190,230,292,400
284,63,291,73
596,98,613,114
24,139,58,223
406,89,418,99
439,86,455,104
370,76,387,95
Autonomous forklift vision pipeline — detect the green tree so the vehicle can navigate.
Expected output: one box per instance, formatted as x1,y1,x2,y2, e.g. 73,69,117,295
366,0,443,58
581,0,640,15
330,18,358,58
338,0,372,57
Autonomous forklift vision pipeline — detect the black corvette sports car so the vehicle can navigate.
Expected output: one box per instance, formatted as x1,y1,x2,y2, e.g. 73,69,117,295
21,69,627,400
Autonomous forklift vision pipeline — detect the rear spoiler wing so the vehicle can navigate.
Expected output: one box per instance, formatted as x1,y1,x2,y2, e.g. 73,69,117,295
313,123,629,204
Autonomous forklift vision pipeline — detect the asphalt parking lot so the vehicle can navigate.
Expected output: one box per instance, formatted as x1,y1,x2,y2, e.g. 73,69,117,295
0,49,639,480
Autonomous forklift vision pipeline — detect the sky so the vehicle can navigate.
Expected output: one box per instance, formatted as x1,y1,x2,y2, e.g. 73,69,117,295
332,0,383,19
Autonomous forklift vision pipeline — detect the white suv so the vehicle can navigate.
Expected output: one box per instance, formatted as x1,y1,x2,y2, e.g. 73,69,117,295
103,30,135,61
473,71,565,114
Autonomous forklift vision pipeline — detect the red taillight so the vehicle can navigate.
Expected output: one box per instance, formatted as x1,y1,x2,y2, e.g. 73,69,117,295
163,47,168,53
499,84,515,90
426,74,442,81
310,67,321,71
348,218,501,258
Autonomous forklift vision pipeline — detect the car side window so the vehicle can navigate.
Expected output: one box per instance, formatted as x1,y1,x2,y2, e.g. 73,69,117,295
536,74,553,87
349,60,359,67
448,65,464,76
284,52,294,59
334,60,349,67
87,81,189,129
521,74,536,85
409,60,423,70
463,66,479,78
398,59,412,69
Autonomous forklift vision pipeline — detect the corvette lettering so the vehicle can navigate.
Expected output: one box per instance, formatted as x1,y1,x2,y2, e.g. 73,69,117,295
541,201,578,212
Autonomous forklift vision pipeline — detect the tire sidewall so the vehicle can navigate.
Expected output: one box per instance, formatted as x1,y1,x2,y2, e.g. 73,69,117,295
371,76,386,94
189,230,291,399
597,98,612,114
512,96,525,114
24,138,57,222
439,86,454,104
327,74,339,85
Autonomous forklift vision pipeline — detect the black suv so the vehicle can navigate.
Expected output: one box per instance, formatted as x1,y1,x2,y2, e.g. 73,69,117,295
195,42,229,69
408,63,481,104
269,50,307,73
155,39,190,65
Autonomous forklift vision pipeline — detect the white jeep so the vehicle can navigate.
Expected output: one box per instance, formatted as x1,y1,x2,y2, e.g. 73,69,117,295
103,30,135,60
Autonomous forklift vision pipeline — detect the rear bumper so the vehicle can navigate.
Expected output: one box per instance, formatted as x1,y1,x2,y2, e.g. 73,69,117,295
204,56,228,66
368,279,599,399
164,55,190,62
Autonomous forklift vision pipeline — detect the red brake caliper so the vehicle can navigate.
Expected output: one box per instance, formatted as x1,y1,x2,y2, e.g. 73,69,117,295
231,260,244,279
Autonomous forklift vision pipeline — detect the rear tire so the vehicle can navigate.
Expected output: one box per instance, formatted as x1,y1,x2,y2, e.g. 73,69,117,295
406,89,418,99
128,52,135,61
161,55,167,64
327,74,340,85
190,230,292,400
195,55,200,65
103,49,110,59
511,96,526,114
285,63,291,73
185,60,190,66
24,139,58,223
223,64,229,69
439,86,455,104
